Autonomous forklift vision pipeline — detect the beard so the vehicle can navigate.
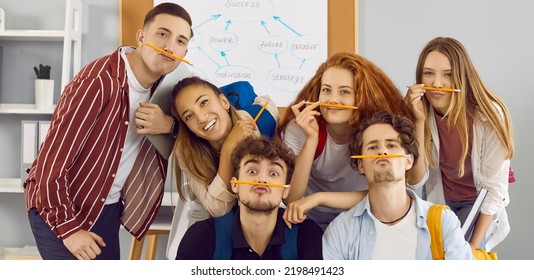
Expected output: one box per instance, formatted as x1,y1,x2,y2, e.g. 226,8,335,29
373,169,395,183
240,199,277,215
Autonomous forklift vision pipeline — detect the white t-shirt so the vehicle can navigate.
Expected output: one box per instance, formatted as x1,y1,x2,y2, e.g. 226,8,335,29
106,47,151,204
370,200,418,260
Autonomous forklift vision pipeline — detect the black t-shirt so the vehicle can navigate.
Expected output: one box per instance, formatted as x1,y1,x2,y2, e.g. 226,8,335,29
176,207,323,260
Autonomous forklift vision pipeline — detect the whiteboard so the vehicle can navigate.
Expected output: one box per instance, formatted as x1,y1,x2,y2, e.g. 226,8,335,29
155,0,328,106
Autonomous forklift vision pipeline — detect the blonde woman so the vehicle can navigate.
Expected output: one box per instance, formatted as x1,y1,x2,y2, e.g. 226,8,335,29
405,37,514,251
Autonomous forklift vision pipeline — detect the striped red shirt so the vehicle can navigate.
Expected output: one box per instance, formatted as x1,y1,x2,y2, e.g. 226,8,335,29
24,48,167,240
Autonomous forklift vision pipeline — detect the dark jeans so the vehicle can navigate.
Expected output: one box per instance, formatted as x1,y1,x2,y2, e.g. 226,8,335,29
445,198,486,248
28,201,123,260
445,199,474,226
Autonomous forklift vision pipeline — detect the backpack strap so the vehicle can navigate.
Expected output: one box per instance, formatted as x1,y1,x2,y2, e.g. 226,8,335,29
280,223,299,260
427,204,449,260
314,121,327,160
508,166,516,183
213,209,236,260
428,205,499,260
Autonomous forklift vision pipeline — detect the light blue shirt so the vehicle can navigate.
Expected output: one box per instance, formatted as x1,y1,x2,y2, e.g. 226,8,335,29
323,189,474,260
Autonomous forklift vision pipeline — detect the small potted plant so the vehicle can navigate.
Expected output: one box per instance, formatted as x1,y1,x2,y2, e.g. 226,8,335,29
33,63,54,109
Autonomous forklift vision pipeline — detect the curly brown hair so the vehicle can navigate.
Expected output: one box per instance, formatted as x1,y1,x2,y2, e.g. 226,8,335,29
231,136,296,184
350,111,419,170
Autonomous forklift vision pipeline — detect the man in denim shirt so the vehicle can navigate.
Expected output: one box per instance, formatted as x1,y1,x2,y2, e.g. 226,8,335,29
323,111,473,260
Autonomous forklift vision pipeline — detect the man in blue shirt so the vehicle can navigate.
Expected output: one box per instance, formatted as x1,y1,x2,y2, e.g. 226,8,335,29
323,111,473,260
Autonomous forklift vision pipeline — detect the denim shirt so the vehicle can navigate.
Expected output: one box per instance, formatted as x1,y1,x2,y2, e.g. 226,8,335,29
323,189,474,260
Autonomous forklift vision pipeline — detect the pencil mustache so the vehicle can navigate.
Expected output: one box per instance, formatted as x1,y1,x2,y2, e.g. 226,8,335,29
144,42,193,65
304,101,358,110
422,86,461,93
230,180,287,188
351,154,409,159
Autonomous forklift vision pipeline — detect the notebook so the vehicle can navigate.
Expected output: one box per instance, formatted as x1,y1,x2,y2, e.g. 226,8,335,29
461,188,488,239
145,63,192,159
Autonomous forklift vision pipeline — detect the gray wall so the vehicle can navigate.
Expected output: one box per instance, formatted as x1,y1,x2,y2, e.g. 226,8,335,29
358,0,533,260
1,0,532,259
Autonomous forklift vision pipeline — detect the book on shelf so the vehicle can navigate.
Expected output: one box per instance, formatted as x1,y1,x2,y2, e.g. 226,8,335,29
21,121,38,179
20,120,51,178
38,121,51,148
461,188,488,239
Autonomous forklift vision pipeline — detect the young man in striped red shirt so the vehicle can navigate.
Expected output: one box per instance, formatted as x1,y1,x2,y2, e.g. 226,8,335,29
24,3,193,260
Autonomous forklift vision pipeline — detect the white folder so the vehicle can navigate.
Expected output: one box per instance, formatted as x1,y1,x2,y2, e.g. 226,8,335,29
38,121,51,150
21,121,38,179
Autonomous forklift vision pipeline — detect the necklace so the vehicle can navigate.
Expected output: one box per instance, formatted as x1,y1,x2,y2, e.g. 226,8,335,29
380,199,412,225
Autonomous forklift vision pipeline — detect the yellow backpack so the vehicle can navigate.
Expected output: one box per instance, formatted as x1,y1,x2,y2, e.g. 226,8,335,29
427,204,497,260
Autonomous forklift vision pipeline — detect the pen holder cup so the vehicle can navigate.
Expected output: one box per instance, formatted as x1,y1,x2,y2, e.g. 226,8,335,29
35,79,54,109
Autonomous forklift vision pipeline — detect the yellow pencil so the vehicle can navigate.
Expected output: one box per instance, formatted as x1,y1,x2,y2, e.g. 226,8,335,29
253,101,269,123
305,101,358,110
230,180,287,188
422,86,461,93
144,42,193,65
350,154,410,159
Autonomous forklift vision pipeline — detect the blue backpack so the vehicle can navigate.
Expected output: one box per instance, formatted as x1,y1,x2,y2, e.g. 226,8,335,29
219,81,276,139
212,208,299,260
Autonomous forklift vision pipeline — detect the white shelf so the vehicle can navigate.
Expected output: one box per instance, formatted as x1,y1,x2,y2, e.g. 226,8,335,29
0,0,82,95
0,177,177,207
0,103,54,114
0,178,23,193
150,211,173,231
0,30,66,41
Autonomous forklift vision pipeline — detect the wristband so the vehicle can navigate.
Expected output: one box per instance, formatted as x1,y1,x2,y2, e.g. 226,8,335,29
169,119,179,137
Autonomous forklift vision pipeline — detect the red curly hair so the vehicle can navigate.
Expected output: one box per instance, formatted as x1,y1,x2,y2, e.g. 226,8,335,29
277,52,413,136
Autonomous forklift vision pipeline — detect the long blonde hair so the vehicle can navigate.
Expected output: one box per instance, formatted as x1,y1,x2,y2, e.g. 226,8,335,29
415,37,514,176
170,76,241,200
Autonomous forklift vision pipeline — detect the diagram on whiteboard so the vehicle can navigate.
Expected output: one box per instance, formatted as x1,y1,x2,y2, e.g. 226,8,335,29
156,0,328,106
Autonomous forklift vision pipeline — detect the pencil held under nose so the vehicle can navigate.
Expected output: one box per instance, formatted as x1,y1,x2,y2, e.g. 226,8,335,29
304,101,358,110
144,42,193,65
406,85,461,93
230,180,288,188
350,154,410,159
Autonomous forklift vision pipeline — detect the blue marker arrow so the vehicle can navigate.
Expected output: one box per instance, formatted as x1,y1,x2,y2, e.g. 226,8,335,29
299,59,306,69
260,21,271,35
221,51,229,65
197,46,221,68
273,16,301,36
224,20,232,31
194,14,221,30
274,54,281,68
